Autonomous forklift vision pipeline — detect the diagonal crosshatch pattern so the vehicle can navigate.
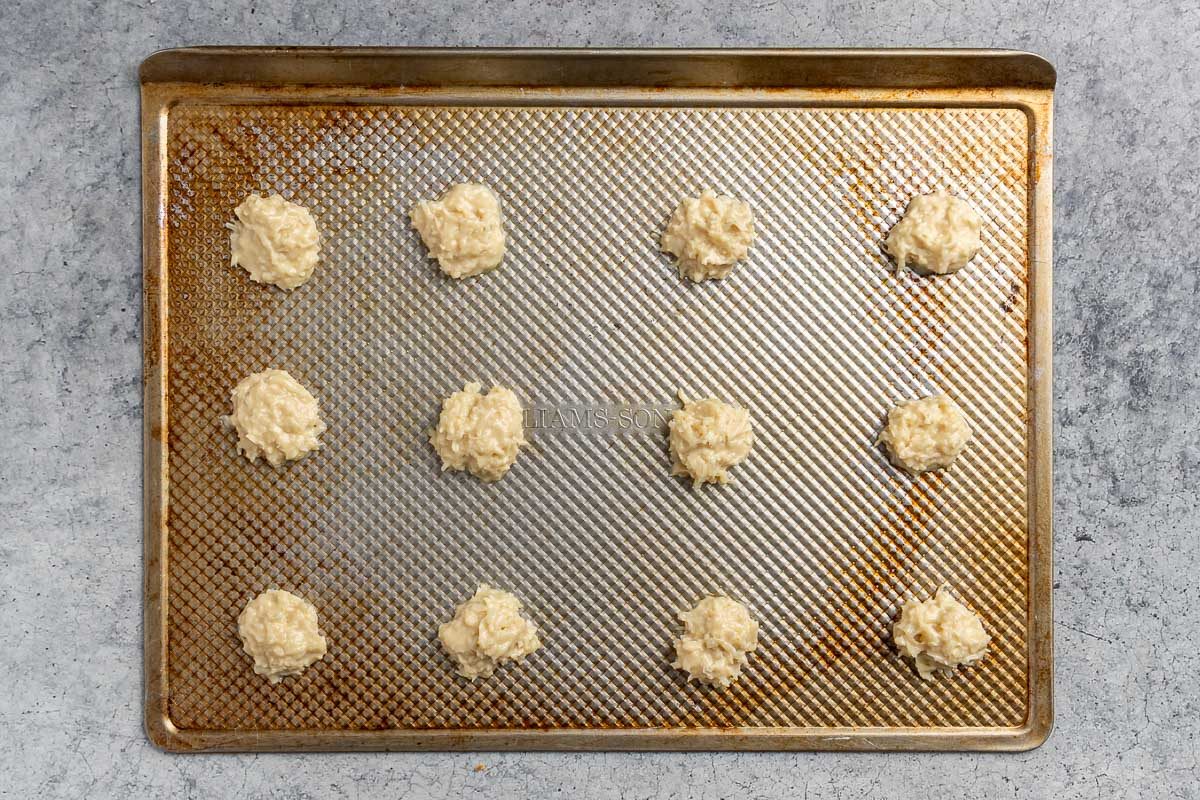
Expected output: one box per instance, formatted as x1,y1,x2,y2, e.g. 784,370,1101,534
164,101,1030,732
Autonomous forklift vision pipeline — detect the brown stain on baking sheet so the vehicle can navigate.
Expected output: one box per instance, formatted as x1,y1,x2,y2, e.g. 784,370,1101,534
807,474,942,663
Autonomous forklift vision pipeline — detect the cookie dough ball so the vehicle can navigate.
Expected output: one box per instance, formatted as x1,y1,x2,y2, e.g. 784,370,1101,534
669,394,753,487
410,183,507,279
237,589,328,684
660,189,756,282
224,369,326,466
438,584,541,680
431,382,525,482
885,192,982,275
672,595,759,688
229,193,321,289
878,394,971,475
893,585,989,679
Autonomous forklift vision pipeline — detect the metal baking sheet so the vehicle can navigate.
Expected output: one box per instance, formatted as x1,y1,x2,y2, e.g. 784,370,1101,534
141,48,1054,752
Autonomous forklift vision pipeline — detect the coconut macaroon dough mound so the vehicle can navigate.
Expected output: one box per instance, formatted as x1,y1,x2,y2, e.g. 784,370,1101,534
438,584,542,680
672,595,760,688
410,183,508,279
237,589,328,684
224,369,326,466
660,189,756,282
229,193,322,290
893,585,990,679
878,393,971,475
885,192,983,275
431,382,526,482
668,393,754,487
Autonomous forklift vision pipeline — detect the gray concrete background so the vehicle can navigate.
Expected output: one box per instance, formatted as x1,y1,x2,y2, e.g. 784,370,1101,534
1,0,1196,797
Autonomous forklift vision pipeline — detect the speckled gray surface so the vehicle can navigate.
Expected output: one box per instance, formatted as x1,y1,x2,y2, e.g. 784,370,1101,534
1,0,1197,797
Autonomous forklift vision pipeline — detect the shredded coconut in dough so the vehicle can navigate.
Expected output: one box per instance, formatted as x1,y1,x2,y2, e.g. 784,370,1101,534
438,584,541,680
672,596,759,687
660,190,756,282
878,394,971,475
410,183,508,279
229,193,321,289
893,585,990,679
237,589,328,684
669,394,754,487
224,369,326,466
431,382,526,482
885,192,982,275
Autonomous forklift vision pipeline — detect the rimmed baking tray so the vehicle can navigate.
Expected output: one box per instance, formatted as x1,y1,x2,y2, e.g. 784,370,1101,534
142,47,1054,752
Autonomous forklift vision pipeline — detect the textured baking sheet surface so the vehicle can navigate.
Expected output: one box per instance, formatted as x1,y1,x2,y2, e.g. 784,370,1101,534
163,102,1029,732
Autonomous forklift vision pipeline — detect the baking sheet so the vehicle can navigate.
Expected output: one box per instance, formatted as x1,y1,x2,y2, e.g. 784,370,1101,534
142,48,1054,752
